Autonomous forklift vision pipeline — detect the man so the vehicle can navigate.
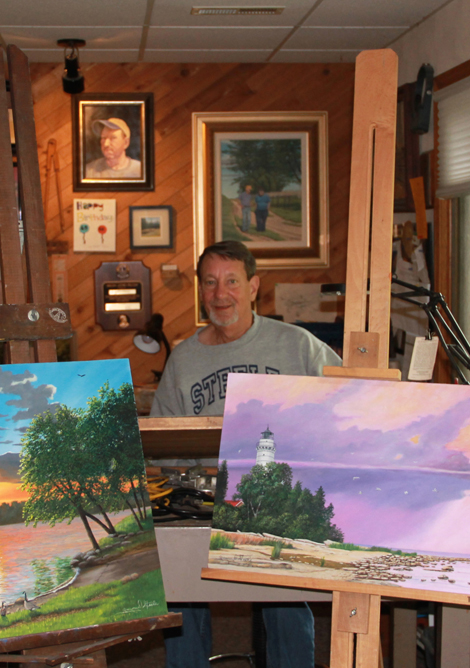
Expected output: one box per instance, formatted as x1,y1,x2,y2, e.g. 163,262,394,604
254,187,271,232
86,118,142,179
151,241,341,668
239,184,253,232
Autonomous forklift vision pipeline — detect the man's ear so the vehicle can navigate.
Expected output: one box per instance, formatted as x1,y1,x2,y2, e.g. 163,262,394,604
123,136,130,150
249,275,260,302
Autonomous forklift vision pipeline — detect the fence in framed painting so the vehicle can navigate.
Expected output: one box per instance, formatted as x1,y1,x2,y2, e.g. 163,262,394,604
204,373,470,605
0,358,167,642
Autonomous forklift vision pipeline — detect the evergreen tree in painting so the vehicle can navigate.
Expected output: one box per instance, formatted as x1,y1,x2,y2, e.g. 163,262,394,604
213,461,344,544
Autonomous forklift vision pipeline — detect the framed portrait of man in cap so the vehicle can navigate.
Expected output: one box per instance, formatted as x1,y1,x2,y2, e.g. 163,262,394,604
72,93,154,191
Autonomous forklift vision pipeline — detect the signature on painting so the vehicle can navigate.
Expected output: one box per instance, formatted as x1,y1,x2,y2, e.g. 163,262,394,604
120,600,162,615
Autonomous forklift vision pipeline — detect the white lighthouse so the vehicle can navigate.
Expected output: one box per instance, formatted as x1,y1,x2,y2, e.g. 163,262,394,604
255,426,276,466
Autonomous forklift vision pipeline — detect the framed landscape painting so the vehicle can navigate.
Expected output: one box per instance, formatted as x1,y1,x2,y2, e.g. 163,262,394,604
0,359,168,644
193,112,329,269
205,373,470,604
130,205,173,250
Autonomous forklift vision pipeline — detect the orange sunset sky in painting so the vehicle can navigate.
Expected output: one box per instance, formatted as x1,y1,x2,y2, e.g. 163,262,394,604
0,482,29,504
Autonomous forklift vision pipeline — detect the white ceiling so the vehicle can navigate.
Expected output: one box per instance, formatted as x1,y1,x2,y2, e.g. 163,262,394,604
0,0,453,63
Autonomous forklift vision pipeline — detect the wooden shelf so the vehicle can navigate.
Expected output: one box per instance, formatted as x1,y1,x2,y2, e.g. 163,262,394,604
139,416,223,459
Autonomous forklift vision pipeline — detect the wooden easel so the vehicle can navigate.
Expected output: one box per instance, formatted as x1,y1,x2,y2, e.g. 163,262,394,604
322,47,400,668
198,49,403,667
0,44,180,666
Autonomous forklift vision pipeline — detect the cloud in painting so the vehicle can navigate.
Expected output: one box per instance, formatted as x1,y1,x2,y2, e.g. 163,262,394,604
221,377,470,475
224,374,349,413
332,381,470,433
0,368,59,422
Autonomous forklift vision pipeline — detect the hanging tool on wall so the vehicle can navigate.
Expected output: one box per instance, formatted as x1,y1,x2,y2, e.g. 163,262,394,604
44,138,64,232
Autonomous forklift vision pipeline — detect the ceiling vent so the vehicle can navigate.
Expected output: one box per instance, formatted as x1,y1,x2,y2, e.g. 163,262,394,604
191,6,284,15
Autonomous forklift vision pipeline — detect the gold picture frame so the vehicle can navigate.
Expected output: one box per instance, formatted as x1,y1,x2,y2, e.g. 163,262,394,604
192,111,329,270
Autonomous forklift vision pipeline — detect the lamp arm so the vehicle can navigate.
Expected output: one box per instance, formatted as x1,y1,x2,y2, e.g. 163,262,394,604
391,275,470,383
161,332,172,364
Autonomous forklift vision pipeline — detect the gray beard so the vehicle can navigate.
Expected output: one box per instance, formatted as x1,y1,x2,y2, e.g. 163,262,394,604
208,306,239,328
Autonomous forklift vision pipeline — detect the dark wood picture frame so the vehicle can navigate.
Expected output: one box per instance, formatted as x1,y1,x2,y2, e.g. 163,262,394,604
72,93,154,192
394,83,420,212
129,205,173,250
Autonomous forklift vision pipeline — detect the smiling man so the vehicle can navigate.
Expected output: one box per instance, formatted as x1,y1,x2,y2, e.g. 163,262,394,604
150,240,341,668
86,118,142,179
152,240,340,418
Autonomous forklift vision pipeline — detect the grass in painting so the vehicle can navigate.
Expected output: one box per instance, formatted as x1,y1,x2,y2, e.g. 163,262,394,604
210,533,235,550
99,514,154,552
270,206,302,225
0,571,166,638
221,196,251,242
248,226,283,241
270,542,283,560
330,542,417,557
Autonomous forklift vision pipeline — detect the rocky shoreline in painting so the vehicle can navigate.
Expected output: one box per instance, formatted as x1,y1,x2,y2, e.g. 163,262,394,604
209,530,470,593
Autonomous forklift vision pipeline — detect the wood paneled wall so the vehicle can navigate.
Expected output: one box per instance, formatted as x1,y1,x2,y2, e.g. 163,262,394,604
30,61,355,385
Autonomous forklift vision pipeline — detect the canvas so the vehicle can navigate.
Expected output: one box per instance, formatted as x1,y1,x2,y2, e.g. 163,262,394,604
0,359,167,641
209,373,470,600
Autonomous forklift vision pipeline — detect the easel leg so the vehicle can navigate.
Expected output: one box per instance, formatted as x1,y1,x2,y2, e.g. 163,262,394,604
330,592,381,668
356,595,381,668
330,592,355,668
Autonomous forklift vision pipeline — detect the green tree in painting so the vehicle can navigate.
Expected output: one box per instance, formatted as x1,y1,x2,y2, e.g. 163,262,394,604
19,382,147,550
223,139,301,193
234,462,293,521
214,461,343,544
20,406,103,550
82,382,148,530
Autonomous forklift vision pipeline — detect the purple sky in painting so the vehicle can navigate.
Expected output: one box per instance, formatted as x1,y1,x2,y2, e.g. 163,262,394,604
219,374,470,555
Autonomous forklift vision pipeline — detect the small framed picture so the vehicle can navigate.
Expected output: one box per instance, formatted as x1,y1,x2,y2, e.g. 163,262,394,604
72,93,154,192
129,206,173,250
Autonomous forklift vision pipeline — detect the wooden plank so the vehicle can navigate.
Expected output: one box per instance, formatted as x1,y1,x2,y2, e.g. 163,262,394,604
434,57,470,91
330,591,354,668
410,176,428,239
8,45,57,363
0,613,182,653
0,303,72,340
200,567,470,606
343,49,397,368
323,366,401,381
139,415,222,459
336,592,371,634
356,595,381,668
0,49,30,364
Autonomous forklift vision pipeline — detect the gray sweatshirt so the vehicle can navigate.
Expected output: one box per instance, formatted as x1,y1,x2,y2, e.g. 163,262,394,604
151,314,341,418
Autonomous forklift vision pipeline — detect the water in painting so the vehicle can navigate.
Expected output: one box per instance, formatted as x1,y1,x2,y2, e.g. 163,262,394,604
210,374,470,597
0,359,166,640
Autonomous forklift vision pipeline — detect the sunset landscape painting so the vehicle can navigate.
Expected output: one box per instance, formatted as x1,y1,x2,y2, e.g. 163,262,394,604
209,374,470,598
0,359,166,641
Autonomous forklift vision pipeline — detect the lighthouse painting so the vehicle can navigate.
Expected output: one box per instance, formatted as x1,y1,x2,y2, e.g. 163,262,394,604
208,372,470,602
255,427,276,466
